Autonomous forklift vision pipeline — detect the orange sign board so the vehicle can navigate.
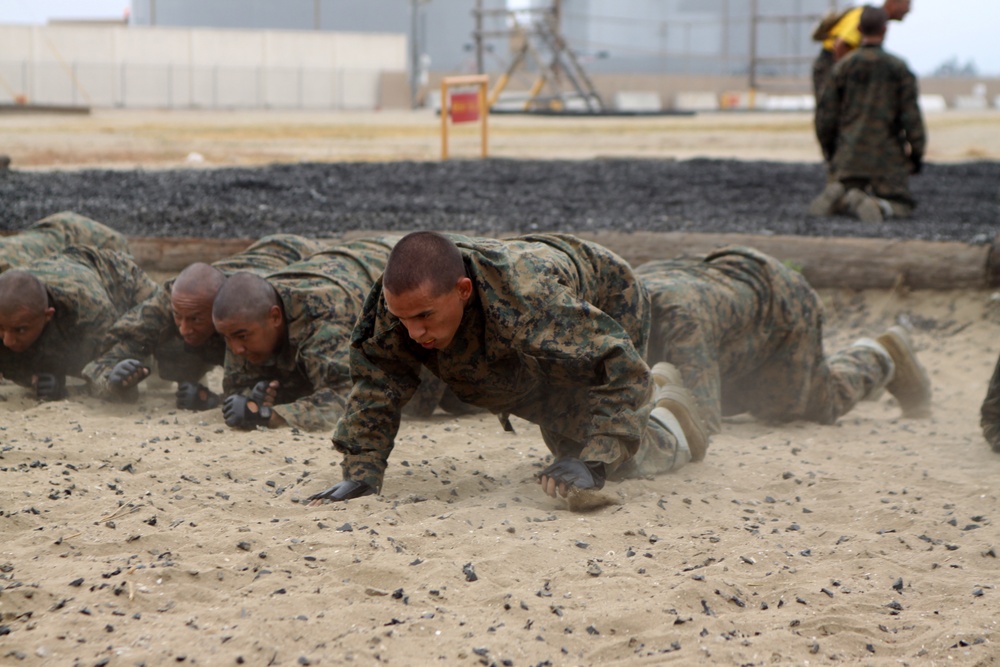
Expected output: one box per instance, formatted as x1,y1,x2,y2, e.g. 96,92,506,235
450,91,480,123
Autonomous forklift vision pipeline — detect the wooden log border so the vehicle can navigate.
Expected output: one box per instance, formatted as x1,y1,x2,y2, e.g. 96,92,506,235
126,232,997,291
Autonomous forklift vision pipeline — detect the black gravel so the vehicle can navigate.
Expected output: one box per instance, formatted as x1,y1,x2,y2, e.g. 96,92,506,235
1,159,997,243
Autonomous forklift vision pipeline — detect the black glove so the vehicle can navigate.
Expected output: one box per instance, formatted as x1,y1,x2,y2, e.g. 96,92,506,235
249,380,272,406
222,393,273,429
306,480,374,503
910,153,923,175
35,373,67,401
176,382,220,411
538,458,606,491
108,359,149,390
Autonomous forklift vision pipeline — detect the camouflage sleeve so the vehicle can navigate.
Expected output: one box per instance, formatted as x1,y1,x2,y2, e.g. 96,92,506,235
332,300,423,493
270,321,355,432
815,71,841,160
518,284,650,465
82,288,173,396
981,353,1000,452
899,65,926,159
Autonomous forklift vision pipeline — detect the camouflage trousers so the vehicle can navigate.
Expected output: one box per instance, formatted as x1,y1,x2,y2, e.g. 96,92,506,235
214,234,322,274
0,211,129,271
644,249,891,431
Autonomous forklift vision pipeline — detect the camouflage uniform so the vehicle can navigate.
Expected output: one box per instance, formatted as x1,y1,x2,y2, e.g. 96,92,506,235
83,234,321,397
223,238,396,432
0,246,158,388
637,246,890,435
815,43,926,214
0,211,129,271
980,355,1000,452
331,233,683,493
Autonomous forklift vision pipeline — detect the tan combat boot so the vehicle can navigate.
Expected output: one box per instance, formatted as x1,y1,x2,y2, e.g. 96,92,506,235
843,188,884,223
808,181,846,216
650,362,710,462
876,326,933,418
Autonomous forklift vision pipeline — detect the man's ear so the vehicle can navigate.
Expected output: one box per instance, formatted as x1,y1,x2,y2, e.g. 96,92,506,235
267,304,284,327
457,276,474,301
43,306,56,323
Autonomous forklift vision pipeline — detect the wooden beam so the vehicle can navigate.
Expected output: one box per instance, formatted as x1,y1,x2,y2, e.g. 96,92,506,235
121,231,995,291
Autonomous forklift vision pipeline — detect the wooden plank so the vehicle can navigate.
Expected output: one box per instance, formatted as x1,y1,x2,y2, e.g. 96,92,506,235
125,231,991,291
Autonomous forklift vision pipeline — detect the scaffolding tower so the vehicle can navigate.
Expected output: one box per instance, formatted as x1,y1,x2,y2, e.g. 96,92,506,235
473,0,604,113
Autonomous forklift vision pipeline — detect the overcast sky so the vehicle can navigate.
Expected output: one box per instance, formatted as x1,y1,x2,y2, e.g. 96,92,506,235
0,0,996,76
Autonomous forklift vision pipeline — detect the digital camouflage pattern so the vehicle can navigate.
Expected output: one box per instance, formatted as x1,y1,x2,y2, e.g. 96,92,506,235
980,355,1000,452
0,245,158,387
222,237,397,432
637,246,889,435
815,44,925,205
331,233,682,493
0,211,130,271
83,234,321,397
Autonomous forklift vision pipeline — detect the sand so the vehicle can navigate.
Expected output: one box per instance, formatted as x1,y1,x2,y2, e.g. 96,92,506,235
2,108,1000,666
1,286,998,666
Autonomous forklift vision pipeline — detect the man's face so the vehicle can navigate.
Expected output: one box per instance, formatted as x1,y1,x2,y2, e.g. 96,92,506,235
384,277,472,351
171,289,217,347
213,306,284,365
887,0,910,20
0,306,54,353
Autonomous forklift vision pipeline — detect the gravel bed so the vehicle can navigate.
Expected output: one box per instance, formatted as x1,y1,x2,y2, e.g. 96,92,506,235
1,158,997,243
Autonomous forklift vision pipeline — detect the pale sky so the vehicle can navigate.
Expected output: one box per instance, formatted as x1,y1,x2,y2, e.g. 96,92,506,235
0,0,996,76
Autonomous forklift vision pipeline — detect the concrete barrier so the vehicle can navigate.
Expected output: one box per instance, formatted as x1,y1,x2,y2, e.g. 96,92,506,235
673,91,719,112
953,95,989,111
612,91,662,112
918,94,948,112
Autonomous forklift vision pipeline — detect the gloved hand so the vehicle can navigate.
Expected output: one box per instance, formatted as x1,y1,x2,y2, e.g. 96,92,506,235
34,373,67,401
910,153,923,175
306,480,374,504
176,382,220,411
108,359,149,390
249,380,272,407
222,393,273,429
538,457,606,498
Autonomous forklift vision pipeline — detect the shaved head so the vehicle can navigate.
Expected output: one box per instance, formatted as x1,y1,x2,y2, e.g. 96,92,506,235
860,6,888,36
212,272,280,324
171,263,228,347
0,270,54,352
0,270,48,316
383,231,466,297
173,262,226,300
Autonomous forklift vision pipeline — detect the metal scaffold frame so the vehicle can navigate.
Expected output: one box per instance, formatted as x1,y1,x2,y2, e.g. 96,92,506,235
472,0,604,113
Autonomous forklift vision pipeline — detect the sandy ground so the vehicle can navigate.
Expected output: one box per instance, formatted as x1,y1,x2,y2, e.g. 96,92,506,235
2,109,1000,666
2,107,1000,169
2,287,1000,666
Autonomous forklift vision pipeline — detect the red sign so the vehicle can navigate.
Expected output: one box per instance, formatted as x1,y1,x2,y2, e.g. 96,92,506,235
450,91,479,123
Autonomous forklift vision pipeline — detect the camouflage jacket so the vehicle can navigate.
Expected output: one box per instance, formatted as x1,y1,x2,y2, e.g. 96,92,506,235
223,238,396,432
333,233,651,492
0,211,129,272
83,234,321,396
816,44,925,186
0,246,158,386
